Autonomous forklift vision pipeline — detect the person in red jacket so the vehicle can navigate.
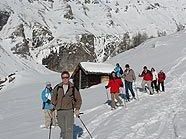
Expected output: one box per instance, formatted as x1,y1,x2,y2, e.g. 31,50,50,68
139,66,153,95
158,70,166,92
105,71,123,109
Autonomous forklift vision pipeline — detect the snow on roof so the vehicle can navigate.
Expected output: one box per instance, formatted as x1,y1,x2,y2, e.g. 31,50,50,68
80,62,115,74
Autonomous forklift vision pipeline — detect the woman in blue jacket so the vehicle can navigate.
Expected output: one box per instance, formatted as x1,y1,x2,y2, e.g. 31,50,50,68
114,63,123,78
41,82,56,128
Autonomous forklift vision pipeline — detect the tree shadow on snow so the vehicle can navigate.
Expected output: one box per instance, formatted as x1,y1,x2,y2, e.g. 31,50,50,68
73,124,83,139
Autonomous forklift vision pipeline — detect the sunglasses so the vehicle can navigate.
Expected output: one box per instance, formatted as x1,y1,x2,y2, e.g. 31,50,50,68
62,76,69,79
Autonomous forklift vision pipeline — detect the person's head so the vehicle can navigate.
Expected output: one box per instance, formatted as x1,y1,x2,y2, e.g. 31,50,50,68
143,66,147,72
151,68,155,72
110,71,116,78
116,63,120,67
61,71,70,84
46,82,51,89
125,64,130,69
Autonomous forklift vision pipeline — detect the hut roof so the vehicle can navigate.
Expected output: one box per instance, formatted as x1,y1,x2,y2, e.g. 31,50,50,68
71,62,115,78
79,62,114,74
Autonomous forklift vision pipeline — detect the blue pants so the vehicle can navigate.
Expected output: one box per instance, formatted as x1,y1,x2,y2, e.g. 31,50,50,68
125,80,135,100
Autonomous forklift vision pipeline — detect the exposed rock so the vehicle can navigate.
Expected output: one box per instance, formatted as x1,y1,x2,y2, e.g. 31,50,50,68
0,11,10,31
10,24,25,39
103,32,148,61
42,34,96,72
32,23,54,48
64,4,74,20
11,38,30,58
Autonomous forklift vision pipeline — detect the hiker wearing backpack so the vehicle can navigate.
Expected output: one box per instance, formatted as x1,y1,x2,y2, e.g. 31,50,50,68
158,70,166,92
114,63,123,78
51,71,82,139
123,64,136,101
105,71,124,110
151,68,159,93
139,66,153,95
41,82,56,129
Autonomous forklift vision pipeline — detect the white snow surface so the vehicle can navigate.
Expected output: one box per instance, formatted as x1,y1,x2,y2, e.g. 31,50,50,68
0,31,186,139
80,62,115,74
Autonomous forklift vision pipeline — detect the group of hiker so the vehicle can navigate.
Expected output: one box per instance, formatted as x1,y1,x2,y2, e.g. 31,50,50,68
105,63,166,110
40,64,166,139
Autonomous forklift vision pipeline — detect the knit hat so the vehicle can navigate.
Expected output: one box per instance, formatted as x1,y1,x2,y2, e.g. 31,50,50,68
125,64,130,68
46,82,51,87
143,66,147,69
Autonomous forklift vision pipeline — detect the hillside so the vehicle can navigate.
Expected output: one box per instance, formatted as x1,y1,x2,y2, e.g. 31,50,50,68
1,0,186,71
0,30,186,138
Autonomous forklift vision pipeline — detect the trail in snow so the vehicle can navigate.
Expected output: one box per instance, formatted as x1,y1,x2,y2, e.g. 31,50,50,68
75,31,186,139
1,31,186,139
78,79,185,139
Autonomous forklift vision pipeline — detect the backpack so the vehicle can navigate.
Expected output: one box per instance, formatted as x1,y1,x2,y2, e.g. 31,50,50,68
55,84,77,109
119,67,123,75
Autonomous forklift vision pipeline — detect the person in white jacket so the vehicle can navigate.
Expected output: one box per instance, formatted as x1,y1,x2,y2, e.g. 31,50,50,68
151,68,158,93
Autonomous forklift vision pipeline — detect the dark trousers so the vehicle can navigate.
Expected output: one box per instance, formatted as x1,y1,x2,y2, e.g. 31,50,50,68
125,80,135,100
158,81,165,92
151,80,158,92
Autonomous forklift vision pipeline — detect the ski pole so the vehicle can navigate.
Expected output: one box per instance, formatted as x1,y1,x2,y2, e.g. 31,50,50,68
121,88,127,109
106,89,109,102
78,115,93,138
48,110,55,139
49,117,53,139
105,86,109,101
134,82,139,101
122,96,127,109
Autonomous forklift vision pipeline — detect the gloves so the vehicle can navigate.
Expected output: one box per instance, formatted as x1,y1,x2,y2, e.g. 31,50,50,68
46,99,51,104
74,109,80,117
51,108,55,112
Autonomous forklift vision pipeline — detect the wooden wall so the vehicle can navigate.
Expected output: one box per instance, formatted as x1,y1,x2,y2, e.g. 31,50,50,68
73,66,110,89
88,74,101,87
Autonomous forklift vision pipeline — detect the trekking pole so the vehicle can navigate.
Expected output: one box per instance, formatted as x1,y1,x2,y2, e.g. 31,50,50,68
48,109,55,139
78,115,93,139
49,117,53,139
134,82,139,101
121,88,127,109
105,89,109,101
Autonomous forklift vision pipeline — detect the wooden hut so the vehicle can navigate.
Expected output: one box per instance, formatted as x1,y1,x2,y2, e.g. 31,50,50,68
71,62,114,89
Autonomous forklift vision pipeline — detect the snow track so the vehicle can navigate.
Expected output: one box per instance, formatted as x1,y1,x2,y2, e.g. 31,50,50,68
1,31,186,139
79,81,185,139
77,32,186,139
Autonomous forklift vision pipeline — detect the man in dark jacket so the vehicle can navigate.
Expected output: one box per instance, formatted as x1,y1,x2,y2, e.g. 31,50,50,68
123,64,136,101
52,71,82,139
139,66,153,95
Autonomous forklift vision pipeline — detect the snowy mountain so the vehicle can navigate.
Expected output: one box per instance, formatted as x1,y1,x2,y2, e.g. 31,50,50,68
0,28,186,138
0,37,57,90
1,0,186,71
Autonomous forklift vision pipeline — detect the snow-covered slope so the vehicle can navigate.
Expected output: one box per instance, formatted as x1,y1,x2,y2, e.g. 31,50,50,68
0,29,186,139
1,0,186,37
0,39,49,76
0,38,58,91
1,0,186,71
